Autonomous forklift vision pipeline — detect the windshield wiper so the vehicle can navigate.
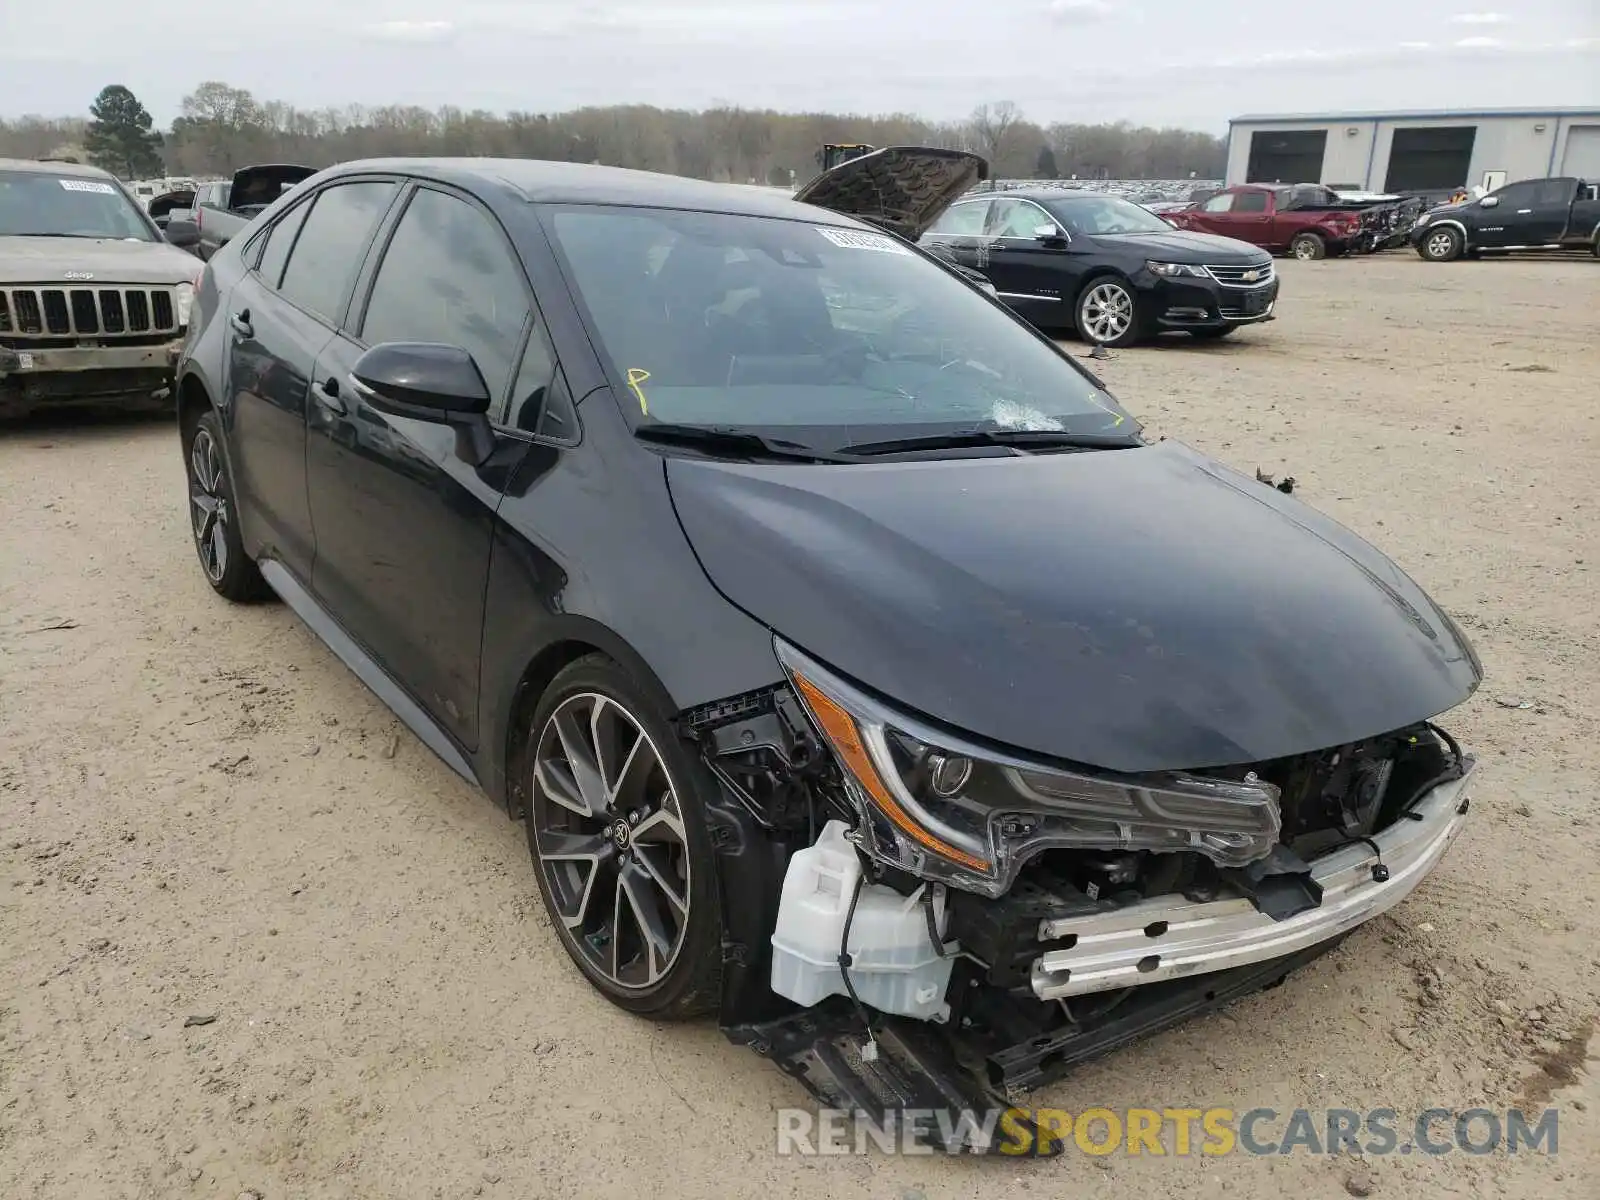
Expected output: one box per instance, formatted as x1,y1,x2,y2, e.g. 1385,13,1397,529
634,423,858,464
839,428,1142,457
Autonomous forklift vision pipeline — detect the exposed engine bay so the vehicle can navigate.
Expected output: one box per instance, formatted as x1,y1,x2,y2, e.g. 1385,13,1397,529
678,647,1474,1150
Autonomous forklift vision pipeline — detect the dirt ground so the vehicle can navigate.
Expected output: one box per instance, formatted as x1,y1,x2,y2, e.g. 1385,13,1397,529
3,253,1598,1199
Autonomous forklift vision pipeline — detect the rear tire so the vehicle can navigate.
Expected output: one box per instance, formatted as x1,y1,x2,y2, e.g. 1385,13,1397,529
522,654,723,1019
182,408,271,602
1418,226,1464,262
1290,232,1327,261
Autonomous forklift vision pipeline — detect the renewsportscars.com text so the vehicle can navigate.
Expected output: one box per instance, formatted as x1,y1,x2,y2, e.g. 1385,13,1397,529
775,1106,1562,1157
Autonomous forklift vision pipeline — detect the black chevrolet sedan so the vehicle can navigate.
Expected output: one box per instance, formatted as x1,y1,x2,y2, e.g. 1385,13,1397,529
174,150,1479,1133
921,188,1279,346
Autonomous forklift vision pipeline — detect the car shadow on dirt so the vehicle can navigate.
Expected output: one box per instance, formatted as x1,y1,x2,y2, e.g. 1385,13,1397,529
0,405,173,442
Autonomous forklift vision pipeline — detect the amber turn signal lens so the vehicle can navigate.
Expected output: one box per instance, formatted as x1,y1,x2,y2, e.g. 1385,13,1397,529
791,671,991,874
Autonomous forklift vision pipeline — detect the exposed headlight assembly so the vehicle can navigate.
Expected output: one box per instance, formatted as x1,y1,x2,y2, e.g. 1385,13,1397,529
776,639,1282,898
1144,260,1211,279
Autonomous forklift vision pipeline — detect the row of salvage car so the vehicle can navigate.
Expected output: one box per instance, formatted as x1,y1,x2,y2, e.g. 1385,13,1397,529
1155,176,1600,264
921,170,1600,347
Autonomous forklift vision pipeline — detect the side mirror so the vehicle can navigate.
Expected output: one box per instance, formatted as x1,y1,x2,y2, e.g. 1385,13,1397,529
350,342,496,465
165,219,200,248
1034,223,1066,241
1479,195,1499,208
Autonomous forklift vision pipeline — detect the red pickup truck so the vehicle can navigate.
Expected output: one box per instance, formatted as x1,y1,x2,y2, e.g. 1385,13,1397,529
1164,184,1371,261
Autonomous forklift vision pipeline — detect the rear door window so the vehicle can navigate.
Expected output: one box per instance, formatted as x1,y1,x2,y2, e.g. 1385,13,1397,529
276,180,399,325
1531,179,1573,208
1235,191,1270,213
254,200,311,289
927,200,990,236
988,198,1053,238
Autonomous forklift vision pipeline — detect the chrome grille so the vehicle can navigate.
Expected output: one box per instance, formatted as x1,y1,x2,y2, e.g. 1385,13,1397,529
0,285,180,339
1205,262,1275,287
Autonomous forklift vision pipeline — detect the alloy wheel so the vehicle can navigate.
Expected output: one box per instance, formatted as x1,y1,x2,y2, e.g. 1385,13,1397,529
188,427,230,583
1426,230,1457,260
529,692,692,990
1080,282,1133,343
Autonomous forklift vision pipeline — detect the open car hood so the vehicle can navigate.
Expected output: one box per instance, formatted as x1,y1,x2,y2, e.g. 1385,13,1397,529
229,164,318,211
148,190,194,220
793,146,989,240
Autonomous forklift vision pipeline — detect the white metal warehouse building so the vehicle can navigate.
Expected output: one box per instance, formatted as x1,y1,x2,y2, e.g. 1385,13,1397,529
1224,108,1600,193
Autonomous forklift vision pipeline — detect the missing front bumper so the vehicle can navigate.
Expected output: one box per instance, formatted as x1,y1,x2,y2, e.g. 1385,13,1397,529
726,939,1343,1150
1030,757,1475,1000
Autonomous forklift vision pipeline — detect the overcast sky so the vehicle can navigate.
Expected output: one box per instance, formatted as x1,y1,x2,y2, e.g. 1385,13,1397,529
1,1,1595,130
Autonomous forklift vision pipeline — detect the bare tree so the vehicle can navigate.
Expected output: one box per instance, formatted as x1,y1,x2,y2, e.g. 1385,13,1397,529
0,83,1226,185
968,101,1023,164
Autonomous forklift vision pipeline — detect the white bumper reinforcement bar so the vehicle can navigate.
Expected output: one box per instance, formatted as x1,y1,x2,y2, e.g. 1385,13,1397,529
1030,755,1477,1000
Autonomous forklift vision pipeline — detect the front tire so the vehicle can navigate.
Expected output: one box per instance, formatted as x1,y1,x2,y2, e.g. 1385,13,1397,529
1074,278,1143,347
1418,226,1464,262
183,408,270,602
523,655,723,1019
1290,232,1327,261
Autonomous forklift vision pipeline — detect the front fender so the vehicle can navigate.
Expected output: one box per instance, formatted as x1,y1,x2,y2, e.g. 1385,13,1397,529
476,407,789,808
1416,216,1471,247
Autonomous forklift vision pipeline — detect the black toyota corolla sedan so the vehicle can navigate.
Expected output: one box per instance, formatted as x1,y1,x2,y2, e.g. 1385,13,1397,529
175,148,1479,1139
920,187,1279,346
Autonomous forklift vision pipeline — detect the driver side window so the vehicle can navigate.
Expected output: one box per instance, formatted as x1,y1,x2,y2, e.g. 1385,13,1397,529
1489,182,1537,208
1202,193,1236,213
360,187,530,409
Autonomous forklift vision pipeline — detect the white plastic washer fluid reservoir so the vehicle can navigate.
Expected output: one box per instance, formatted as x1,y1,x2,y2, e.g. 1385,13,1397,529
769,820,955,1022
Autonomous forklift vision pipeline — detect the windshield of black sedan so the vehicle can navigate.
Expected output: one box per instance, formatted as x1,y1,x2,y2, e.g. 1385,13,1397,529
1049,197,1175,237
0,171,154,240
546,205,1129,434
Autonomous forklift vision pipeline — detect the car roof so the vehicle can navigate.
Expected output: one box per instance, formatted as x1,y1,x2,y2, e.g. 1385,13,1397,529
951,189,1137,206
985,189,1131,205
319,157,858,225
0,158,119,180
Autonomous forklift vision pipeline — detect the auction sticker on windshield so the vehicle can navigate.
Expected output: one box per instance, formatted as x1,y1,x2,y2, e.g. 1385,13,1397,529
59,179,117,194
817,228,911,255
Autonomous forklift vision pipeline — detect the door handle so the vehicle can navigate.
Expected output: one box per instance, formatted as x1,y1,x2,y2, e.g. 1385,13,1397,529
1515,208,1533,214
228,310,252,338
317,375,347,416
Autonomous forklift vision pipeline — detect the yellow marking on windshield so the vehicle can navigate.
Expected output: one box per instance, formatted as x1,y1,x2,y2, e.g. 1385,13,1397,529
626,368,652,414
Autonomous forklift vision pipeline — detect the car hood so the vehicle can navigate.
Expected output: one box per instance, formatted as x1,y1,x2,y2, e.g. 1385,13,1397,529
793,146,990,240
230,163,317,210
1087,228,1271,264
666,440,1480,773
149,190,195,219
0,236,201,284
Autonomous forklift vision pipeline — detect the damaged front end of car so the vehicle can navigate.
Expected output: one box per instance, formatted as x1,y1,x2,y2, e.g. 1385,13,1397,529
681,640,1475,1153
